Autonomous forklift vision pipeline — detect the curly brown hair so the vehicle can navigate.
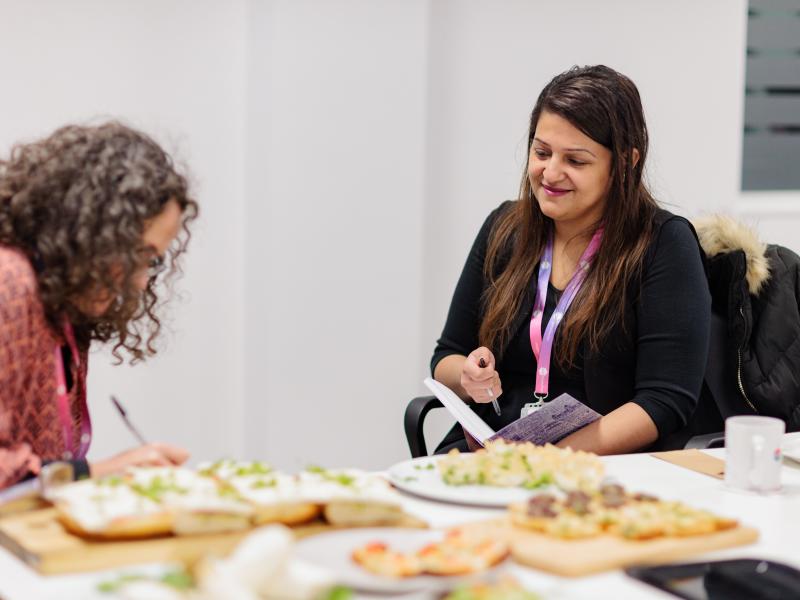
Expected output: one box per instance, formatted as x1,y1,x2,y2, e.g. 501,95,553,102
0,122,198,362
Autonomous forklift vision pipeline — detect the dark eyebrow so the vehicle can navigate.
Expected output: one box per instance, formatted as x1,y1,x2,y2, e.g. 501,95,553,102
533,137,597,158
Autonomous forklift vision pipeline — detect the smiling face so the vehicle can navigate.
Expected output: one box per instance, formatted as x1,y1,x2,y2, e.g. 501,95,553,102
528,110,613,236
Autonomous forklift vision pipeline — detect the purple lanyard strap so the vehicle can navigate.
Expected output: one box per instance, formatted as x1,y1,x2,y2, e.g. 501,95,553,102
53,318,92,460
529,227,603,402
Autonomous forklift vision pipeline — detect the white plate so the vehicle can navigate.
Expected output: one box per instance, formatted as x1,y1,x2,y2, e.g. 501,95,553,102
292,527,495,593
782,432,800,463
388,456,549,508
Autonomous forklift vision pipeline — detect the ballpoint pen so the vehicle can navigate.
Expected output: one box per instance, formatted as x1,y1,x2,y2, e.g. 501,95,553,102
110,395,149,446
479,357,502,415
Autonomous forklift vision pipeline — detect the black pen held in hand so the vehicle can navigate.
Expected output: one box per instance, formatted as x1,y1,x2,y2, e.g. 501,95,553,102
110,395,149,446
478,357,502,415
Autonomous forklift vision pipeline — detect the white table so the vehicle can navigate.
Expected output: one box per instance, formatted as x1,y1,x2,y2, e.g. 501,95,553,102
1,449,798,600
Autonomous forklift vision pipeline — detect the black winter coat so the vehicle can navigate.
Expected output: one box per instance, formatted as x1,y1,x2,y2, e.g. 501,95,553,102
696,216,800,431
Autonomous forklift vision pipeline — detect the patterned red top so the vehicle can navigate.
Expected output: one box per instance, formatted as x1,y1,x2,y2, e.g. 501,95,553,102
0,247,88,489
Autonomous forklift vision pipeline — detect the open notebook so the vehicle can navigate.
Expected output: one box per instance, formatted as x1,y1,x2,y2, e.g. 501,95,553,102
423,377,601,447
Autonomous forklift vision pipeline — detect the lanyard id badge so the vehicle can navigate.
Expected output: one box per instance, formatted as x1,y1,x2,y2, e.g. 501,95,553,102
54,318,92,460
525,228,603,418
521,402,542,417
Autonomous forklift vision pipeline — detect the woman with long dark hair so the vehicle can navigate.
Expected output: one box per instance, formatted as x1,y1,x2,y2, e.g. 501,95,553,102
0,122,199,488
432,65,710,454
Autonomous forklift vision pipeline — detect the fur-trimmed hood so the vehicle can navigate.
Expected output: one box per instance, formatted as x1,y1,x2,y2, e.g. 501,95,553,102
692,215,771,296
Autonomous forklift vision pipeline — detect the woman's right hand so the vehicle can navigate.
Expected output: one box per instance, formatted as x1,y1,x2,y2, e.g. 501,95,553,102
90,443,190,478
461,347,503,403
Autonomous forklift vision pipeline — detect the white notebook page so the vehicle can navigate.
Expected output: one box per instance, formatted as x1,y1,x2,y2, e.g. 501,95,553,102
423,377,495,445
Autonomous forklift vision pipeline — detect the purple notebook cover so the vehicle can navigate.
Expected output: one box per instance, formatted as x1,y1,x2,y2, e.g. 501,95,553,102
488,393,601,446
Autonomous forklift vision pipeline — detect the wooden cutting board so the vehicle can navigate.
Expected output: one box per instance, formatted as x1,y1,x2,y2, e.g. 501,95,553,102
462,517,759,577
0,508,426,575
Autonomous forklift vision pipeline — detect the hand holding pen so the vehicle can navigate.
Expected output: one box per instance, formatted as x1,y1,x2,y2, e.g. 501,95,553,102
461,347,503,415
89,396,190,478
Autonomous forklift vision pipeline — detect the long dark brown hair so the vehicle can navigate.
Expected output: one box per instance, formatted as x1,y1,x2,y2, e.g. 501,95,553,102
480,65,658,365
0,122,198,362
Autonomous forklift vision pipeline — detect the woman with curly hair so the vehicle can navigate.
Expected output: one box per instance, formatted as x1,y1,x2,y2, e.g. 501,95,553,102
0,122,199,489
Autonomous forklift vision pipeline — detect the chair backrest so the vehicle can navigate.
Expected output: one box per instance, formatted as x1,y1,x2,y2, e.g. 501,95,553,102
404,395,442,457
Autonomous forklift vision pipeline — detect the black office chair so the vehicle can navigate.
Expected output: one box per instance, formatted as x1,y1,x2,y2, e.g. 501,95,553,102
404,396,443,458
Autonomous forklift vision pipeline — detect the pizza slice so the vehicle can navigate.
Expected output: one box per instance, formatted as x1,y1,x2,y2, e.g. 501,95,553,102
417,528,509,576
510,482,740,542
351,541,423,578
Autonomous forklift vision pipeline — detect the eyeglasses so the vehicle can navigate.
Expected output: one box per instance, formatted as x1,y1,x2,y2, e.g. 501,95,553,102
146,254,166,278
136,245,168,280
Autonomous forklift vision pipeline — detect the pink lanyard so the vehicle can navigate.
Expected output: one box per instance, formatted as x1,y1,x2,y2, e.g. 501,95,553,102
54,319,92,460
529,228,603,406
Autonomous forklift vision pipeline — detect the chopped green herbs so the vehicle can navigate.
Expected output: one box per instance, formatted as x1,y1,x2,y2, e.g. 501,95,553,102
250,478,277,489
130,476,188,502
443,582,541,600
323,586,354,600
198,458,236,477
234,461,273,477
159,570,195,590
521,473,553,489
97,569,195,593
217,482,243,499
97,574,143,593
98,475,124,487
305,465,357,487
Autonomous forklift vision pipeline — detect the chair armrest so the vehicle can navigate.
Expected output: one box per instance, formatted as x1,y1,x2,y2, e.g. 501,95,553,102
684,432,725,449
404,395,443,458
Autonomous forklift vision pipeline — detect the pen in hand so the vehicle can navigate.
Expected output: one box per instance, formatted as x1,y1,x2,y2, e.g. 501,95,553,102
478,357,502,416
110,395,149,446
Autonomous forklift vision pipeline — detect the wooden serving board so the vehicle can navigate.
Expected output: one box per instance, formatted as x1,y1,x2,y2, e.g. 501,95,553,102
0,508,426,575
462,518,759,578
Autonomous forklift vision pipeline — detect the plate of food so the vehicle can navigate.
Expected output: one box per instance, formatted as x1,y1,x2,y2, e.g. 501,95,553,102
387,440,605,507
293,526,509,593
502,481,755,578
46,461,412,540
508,482,739,541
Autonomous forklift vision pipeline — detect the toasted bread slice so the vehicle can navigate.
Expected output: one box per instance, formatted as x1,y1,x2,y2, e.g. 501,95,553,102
56,505,173,540
252,502,321,526
323,500,404,527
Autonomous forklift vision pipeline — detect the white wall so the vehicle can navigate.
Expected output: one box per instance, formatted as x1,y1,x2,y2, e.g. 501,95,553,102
242,0,430,470
4,0,780,471
0,0,248,463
